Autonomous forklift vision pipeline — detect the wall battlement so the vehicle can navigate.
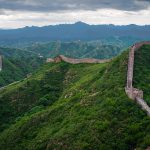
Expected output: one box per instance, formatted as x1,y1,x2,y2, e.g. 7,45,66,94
47,55,111,64
125,41,150,116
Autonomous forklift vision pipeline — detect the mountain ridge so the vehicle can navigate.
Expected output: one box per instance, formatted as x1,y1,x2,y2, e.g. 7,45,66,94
1,22,150,30
0,22,150,43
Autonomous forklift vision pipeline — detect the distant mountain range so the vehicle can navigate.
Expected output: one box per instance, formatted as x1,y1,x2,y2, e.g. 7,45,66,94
0,22,150,43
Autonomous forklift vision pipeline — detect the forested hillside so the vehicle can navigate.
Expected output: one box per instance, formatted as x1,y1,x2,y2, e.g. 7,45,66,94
0,57,44,87
0,47,37,58
0,45,150,150
0,47,44,87
23,41,123,59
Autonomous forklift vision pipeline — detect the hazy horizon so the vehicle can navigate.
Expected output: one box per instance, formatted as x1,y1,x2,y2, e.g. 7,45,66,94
0,21,150,30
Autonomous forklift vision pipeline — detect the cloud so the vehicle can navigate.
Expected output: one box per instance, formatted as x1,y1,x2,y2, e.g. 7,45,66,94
0,8,150,29
0,0,149,28
0,0,149,12
0,9,8,15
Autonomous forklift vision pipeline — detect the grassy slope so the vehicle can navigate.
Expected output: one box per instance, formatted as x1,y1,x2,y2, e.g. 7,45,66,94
0,47,150,150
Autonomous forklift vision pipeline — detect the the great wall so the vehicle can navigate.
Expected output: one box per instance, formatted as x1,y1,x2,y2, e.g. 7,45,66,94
47,42,150,117
2,43,149,116
125,41,150,116
47,55,111,64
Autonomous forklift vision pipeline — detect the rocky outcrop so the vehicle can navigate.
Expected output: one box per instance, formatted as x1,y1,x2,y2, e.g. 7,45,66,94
47,55,111,64
125,41,150,116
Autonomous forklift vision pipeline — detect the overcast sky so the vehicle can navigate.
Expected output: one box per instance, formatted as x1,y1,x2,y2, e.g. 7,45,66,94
0,0,150,29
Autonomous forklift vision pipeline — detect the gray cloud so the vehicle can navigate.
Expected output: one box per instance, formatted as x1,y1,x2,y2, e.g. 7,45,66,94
0,0,149,12
0,10,5,15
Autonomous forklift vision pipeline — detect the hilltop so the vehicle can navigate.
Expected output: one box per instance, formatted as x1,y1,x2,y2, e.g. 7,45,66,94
0,44,150,149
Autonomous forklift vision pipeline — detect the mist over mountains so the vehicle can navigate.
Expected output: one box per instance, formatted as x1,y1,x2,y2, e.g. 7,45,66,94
0,22,150,43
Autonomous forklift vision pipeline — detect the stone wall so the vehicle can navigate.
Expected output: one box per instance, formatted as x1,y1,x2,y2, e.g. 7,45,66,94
47,55,111,64
46,58,54,63
125,41,150,116
0,55,2,71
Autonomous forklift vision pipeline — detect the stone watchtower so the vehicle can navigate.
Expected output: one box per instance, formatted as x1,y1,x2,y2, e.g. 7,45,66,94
0,55,2,71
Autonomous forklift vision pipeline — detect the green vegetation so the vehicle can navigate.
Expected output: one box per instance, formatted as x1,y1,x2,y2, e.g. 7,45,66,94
0,47,44,87
0,45,150,150
0,47,37,58
0,57,44,87
24,41,123,59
